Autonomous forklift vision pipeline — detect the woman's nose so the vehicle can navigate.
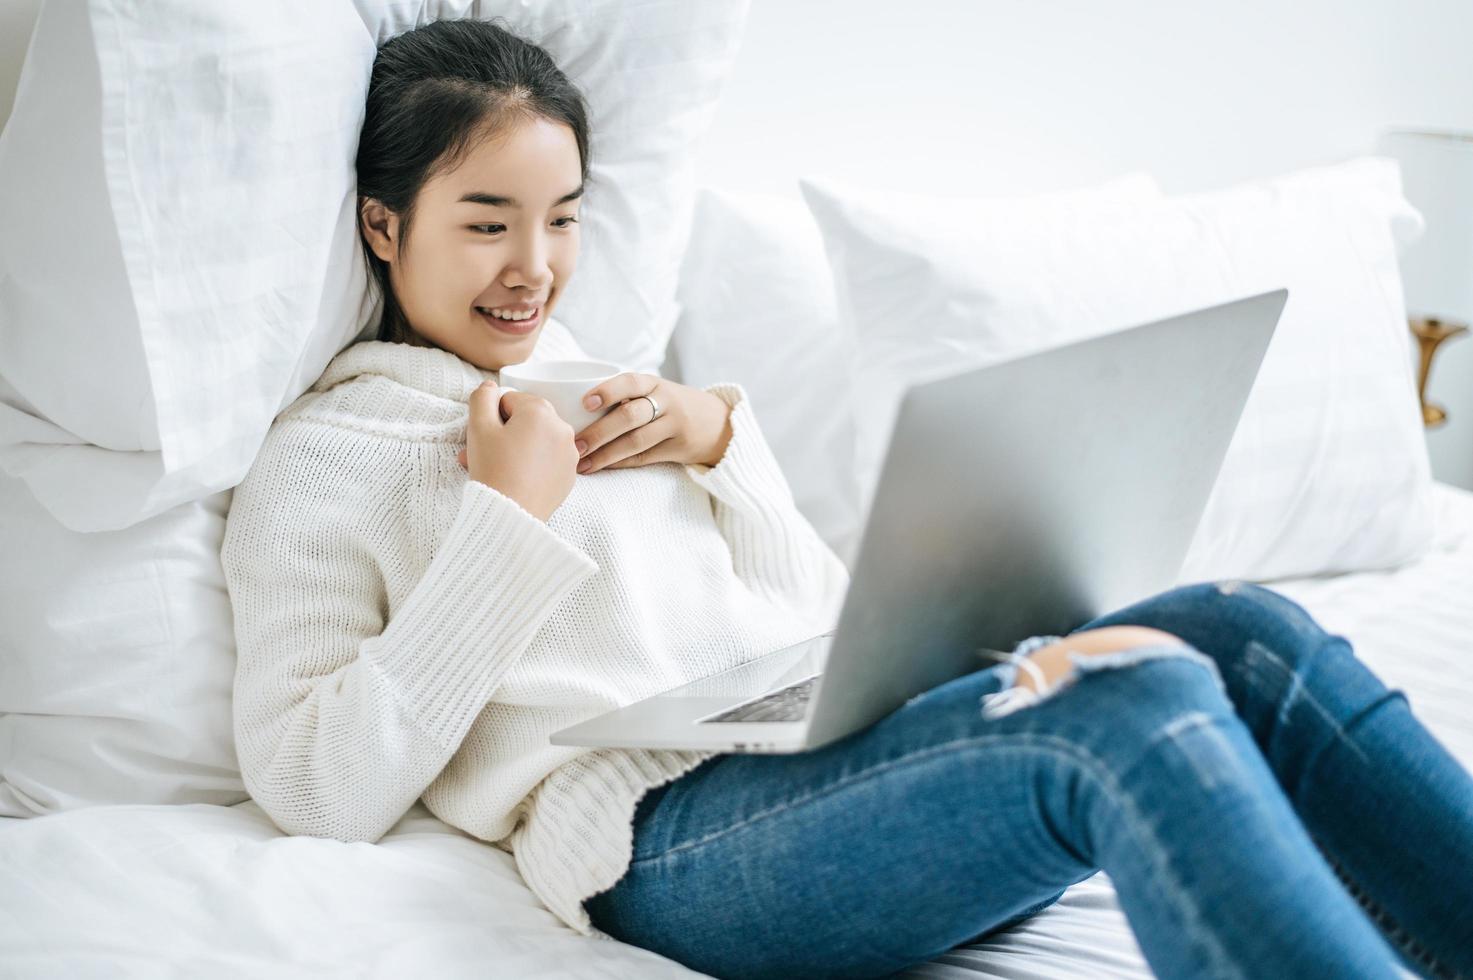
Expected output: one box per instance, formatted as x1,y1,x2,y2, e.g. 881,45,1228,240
502,238,553,290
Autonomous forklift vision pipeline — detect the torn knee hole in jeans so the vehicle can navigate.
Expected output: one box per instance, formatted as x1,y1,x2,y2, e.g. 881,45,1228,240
977,637,1226,721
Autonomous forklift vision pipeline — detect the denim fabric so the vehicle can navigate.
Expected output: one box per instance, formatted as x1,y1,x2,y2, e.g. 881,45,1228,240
583,582,1473,980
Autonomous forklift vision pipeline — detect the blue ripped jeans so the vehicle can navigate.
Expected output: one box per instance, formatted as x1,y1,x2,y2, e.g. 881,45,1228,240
584,582,1473,980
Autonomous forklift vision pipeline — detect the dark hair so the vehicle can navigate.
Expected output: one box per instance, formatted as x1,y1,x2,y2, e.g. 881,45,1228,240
354,18,592,344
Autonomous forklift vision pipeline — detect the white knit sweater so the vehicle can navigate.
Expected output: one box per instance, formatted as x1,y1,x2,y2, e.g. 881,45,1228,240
219,320,851,940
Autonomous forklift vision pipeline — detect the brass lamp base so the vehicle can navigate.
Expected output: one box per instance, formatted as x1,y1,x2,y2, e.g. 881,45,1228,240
1410,316,1470,429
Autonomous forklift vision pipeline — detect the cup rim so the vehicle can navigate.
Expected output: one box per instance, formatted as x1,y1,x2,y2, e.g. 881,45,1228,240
498,359,623,382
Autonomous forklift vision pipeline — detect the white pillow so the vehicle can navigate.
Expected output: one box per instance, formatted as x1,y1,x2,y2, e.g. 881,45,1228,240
674,177,1162,568
0,0,750,533
0,473,244,816
673,187,867,566
801,156,1435,582
0,0,374,534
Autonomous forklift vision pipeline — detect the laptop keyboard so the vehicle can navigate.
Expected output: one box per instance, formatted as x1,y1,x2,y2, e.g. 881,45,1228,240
699,673,821,723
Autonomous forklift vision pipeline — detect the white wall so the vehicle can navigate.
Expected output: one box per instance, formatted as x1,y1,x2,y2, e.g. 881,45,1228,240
692,0,1473,199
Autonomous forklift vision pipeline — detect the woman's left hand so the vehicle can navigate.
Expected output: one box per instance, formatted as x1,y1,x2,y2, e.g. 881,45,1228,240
573,373,733,474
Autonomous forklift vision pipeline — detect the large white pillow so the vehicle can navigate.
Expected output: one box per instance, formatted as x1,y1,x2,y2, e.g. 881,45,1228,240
0,0,750,533
800,156,1434,582
0,0,374,534
671,176,1161,568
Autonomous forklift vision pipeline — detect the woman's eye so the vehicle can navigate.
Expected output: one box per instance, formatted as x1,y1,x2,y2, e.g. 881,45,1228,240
470,218,577,234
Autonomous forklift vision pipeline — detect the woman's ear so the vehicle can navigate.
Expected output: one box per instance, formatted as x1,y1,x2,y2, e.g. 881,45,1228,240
360,198,399,263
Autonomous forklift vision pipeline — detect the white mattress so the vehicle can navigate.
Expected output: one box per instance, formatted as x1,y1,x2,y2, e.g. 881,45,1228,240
3,482,1471,980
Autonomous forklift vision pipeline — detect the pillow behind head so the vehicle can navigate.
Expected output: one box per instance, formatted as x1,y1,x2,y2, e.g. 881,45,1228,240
355,0,751,378
0,0,750,532
0,0,374,533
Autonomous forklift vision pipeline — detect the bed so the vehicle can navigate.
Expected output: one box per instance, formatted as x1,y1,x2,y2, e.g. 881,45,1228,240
4,3,1470,978
1,481,1468,978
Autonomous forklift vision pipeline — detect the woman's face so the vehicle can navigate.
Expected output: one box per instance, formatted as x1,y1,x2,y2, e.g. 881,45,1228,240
361,114,583,370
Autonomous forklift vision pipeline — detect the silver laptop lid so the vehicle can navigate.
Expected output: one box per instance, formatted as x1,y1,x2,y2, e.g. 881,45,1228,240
803,289,1288,745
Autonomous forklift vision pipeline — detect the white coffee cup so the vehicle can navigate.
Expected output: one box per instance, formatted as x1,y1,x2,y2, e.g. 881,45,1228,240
495,359,625,432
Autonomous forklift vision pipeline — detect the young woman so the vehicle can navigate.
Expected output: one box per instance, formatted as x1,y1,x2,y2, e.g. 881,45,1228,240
220,18,1473,980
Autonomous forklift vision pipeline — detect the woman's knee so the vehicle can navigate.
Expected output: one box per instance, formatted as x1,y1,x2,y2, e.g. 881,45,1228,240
1199,580,1324,637
1074,580,1335,687
1121,580,1326,650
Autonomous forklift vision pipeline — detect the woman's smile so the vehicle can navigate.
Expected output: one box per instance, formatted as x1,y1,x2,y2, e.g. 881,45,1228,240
478,304,541,334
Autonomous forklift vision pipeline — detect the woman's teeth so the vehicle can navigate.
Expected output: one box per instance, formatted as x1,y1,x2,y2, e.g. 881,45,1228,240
479,307,537,321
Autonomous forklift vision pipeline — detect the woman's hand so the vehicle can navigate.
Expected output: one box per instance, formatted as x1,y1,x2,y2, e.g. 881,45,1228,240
456,384,579,523
573,373,733,475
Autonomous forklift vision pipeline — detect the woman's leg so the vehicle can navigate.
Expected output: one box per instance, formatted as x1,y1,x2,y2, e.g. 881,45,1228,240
1077,580,1473,979
585,646,1403,980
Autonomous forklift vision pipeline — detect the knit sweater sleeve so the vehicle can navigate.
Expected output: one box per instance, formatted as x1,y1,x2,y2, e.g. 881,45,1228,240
683,382,851,630
220,419,599,844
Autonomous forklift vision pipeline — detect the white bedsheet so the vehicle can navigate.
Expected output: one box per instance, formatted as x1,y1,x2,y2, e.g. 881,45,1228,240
3,483,1470,979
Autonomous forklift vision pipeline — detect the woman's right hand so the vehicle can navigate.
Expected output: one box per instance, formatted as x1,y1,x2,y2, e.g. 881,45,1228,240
457,382,579,522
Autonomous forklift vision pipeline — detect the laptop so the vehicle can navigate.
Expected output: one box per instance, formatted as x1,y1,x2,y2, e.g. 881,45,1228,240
549,288,1288,755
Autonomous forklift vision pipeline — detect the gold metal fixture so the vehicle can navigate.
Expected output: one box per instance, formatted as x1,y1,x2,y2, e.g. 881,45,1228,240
1410,316,1469,428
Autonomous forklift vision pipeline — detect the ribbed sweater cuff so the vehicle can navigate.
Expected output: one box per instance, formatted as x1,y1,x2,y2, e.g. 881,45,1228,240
683,382,798,511
362,479,599,749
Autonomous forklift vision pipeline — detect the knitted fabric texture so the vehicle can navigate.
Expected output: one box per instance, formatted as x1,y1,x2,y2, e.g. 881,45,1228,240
219,324,850,938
